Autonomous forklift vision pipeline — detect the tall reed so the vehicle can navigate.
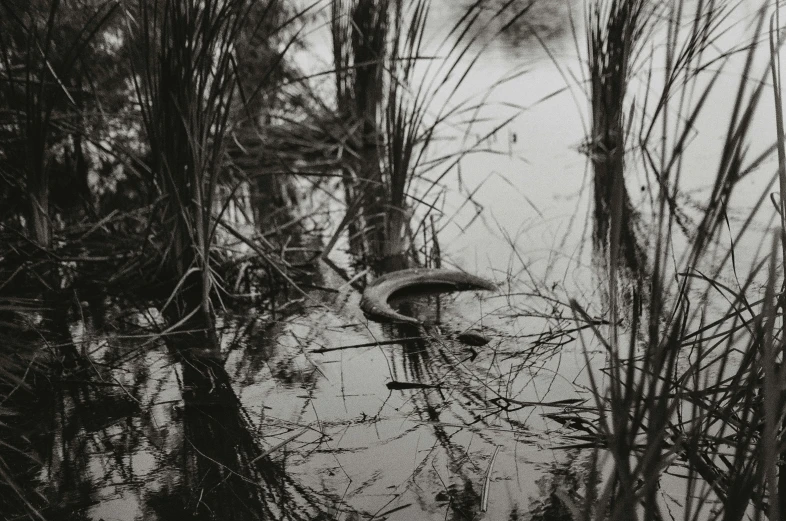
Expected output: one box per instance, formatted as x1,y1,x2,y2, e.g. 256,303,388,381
124,0,251,334
331,0,525,267
767,0,786,513
571,0,784,518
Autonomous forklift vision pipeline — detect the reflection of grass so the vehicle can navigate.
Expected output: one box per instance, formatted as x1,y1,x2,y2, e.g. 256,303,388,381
0,299,350,520
171,345,335,520
563,0,786,518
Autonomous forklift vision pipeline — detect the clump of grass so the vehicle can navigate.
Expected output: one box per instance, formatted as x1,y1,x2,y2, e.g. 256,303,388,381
330,0,530,268
586,0,650,280
0,0,117,249
123,0,253,335
565,0,786,518
331,0,389,260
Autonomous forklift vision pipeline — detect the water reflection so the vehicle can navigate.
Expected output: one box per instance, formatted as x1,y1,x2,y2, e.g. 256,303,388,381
144,341,333,521
0,303,362,521
379,292,518,519
0,250,590,521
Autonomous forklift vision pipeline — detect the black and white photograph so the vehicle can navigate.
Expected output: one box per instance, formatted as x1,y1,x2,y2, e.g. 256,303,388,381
0,0,783,519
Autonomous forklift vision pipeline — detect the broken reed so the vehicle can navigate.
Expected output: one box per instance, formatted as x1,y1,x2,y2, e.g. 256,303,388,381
572,0,786,518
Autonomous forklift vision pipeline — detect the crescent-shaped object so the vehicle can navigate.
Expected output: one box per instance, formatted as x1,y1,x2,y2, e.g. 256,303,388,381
360,268,496,324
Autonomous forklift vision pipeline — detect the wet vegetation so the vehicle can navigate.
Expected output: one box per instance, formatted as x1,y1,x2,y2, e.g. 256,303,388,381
3,0,786,520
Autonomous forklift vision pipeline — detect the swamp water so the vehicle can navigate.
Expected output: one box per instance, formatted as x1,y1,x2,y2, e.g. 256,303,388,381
23,265,593,521
4,0,782,519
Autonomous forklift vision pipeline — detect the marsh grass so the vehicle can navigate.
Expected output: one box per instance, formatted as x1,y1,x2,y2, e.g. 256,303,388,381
0,0,117,250
123,0,256,335
586,0,649,279
330,0,533,268
8,0,786,518
330,0,387,259
563,0,786,518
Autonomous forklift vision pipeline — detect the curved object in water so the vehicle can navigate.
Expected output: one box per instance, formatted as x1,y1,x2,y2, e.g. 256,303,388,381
360,268,496,324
